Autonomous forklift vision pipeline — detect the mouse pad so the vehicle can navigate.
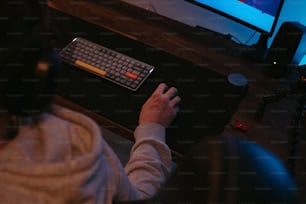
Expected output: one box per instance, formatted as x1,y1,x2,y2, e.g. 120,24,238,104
51,8,244,155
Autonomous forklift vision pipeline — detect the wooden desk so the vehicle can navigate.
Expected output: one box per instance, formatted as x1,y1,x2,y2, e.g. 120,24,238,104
48,0,305,200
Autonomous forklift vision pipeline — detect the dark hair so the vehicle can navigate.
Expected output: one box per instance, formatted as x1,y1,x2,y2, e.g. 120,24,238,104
0,0,60,116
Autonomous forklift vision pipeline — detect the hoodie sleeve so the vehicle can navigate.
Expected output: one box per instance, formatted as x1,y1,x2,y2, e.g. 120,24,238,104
114,123,172,201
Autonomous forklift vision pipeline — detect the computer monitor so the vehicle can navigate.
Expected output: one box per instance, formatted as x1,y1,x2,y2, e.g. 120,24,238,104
185,0,284,36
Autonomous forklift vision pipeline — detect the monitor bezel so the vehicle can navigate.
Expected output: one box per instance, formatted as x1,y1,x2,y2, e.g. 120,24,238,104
185,0,285,36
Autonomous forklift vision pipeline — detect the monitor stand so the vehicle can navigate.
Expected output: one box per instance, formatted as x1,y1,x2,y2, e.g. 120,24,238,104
244,33,269,62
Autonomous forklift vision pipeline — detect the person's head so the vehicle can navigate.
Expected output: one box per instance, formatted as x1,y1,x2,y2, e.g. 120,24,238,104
0,0,60,138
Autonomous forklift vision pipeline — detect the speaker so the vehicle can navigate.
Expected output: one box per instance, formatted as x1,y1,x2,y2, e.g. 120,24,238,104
265,21,306,77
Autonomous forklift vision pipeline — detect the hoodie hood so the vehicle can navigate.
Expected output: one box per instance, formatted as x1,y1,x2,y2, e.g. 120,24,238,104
0,105,117,203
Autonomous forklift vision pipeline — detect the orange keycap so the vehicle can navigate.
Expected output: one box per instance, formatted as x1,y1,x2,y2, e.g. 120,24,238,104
125,71,138,80
75,60,107,76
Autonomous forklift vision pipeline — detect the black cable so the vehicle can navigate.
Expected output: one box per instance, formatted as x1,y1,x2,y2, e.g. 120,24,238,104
287,94,305,175
255,65,306,175
255,89,289,119
244,31,257,45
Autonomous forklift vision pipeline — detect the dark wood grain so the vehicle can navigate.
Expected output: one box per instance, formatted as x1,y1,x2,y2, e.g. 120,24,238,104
49,0,306,200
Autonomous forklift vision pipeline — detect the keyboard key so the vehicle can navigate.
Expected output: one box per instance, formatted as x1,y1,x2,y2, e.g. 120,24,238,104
125,71,138,80
75,60,107,76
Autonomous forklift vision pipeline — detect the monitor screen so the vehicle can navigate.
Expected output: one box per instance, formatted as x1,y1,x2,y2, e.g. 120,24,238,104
186,0,284,35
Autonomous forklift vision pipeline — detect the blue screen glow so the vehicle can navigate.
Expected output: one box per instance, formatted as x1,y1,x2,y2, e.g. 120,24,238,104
190,0,283,34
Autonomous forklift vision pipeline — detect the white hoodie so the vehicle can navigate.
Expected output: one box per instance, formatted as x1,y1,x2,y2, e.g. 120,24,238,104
0,105,172,204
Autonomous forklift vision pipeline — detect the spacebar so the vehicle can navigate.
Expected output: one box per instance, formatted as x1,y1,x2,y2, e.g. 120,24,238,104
75,60,107,76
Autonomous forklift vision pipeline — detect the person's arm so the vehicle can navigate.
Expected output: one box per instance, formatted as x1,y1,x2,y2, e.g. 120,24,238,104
123,123,170,199
115,83,181,200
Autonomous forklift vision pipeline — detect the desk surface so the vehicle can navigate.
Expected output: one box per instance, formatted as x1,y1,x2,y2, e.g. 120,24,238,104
50,5,244,156
49,0,305,200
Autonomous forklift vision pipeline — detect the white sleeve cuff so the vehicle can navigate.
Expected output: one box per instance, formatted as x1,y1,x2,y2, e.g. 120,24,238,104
134,123,166,142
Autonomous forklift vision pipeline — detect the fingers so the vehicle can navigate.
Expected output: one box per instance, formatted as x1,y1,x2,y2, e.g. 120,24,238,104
154,83,177,97
164,87,178,99
153,83,168,95
170,95,181,107
156,83,181,108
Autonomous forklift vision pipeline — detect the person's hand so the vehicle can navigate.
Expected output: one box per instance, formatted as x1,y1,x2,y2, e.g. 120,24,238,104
139,83,181,127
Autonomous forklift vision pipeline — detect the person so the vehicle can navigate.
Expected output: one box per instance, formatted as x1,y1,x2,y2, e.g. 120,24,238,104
0,0,181,203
